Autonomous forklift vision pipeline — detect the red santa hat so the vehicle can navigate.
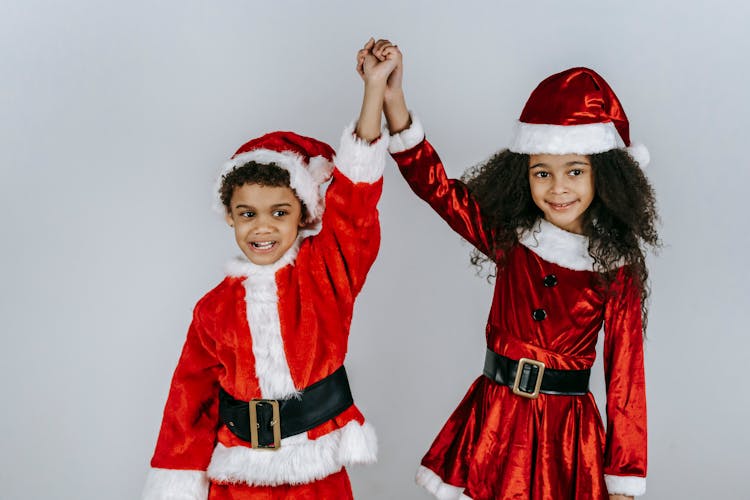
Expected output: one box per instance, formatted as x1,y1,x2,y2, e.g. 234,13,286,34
508,67,649,167
215,131,336,224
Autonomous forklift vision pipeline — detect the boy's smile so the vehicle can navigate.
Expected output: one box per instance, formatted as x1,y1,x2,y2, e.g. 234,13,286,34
528,154,595,235
225,183,305,266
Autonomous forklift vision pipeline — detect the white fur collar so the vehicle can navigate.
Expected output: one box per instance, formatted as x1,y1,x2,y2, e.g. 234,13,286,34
518,219,595,271
225,234,305,277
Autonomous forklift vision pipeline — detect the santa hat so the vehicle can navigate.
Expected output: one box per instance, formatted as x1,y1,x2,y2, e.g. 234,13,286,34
215,131,336,224
508,67,649,167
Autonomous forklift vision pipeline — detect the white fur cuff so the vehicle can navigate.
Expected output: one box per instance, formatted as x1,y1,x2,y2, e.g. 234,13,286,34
415,465,473,500
334,122,389,183
388,113,425,154
142,468,209,500
605,474,646,496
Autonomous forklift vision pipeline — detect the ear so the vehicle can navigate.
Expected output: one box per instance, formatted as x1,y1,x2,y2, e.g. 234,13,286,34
224,212,234,227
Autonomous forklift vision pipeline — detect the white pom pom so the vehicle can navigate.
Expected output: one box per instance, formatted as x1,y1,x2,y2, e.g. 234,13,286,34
626,142,650,168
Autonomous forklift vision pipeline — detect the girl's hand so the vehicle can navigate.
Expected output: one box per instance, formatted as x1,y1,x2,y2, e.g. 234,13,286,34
356,38,398,88
371,39,403,100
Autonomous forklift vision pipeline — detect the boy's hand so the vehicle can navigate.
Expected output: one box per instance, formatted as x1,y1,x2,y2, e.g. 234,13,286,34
356,38,398,88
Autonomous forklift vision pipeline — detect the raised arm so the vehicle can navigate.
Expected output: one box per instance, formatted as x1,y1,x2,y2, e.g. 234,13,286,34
369,40,496,257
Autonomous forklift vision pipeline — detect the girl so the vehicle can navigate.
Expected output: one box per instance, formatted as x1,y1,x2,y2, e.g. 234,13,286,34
360,40,658,499
142,41,396,499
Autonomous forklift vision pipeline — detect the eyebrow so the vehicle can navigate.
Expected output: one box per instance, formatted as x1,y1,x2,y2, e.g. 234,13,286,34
529,160,590,169
233,202,294,210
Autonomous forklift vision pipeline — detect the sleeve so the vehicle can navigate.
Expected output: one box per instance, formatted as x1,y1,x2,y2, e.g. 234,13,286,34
307,121,387,298
602,267,648,497
142,306,222,500
388,115,495,257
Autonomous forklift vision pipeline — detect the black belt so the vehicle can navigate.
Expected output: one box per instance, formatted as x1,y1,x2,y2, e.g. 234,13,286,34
219,365,354,449
483,348,590,399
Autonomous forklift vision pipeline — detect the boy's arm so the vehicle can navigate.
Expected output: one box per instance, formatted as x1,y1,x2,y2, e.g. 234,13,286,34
143,306,221,500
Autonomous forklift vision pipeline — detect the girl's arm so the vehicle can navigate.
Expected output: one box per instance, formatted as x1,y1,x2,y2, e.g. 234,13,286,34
367,40,496,257
602,267,648,498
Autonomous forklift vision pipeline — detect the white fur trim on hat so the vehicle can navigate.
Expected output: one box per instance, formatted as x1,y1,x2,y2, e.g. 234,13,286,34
388,113,426,154
334,122,389,183
605,474,646,496
509,120,626,156
207,420,377,486
142,468,208,500
415,465,473,500
626,142,650,167
214,149,334,224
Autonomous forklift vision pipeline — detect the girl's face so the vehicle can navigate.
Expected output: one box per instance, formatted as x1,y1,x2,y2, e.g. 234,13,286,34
528,154,594,234
224,183,304,265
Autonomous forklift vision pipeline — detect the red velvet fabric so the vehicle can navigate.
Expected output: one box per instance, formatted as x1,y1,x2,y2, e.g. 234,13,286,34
208,468,353,499
519,67,631,146
149,169,382,479
392,139,646,499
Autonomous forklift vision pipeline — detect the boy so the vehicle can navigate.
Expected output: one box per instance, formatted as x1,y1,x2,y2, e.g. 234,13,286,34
143,39,395,499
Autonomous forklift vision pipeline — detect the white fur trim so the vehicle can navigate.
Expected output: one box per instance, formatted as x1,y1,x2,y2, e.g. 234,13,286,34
626,142,650,168
518,219,595,271
415,465,472,500
207,420,377,486
214,149,334,224
509,120,626,155
242,255,298,399
334,122,389,183
142,468,208,500
388,113,425,154
605,474,646,496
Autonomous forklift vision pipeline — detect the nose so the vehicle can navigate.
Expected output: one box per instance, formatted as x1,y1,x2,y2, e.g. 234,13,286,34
550,176,569,194
252,214,274,233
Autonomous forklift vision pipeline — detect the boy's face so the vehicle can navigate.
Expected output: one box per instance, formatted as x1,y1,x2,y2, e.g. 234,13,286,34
528,154,595,235
225,183,305,265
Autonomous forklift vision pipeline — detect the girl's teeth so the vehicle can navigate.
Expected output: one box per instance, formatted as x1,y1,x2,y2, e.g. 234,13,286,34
252,241,274,249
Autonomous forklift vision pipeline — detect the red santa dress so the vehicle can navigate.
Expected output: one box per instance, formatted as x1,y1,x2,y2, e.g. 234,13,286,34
389,117,647,499
142,123,387,499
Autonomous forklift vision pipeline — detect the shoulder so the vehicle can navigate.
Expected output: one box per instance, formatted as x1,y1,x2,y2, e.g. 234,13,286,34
193,276,244,316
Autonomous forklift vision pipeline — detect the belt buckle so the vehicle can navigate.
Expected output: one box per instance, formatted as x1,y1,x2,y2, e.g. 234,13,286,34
249,399,281,450
512,358,545,399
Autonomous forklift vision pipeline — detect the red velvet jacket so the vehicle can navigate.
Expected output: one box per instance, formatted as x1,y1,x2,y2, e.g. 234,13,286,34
143,125,386,499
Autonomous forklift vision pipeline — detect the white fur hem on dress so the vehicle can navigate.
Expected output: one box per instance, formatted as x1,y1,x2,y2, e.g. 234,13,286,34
207,420,377,486
416,465,473,500
142,468,209,500
605,474,646,496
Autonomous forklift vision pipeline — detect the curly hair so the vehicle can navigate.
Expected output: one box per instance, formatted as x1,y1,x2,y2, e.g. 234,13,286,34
461,149,660,330
220,161,308,221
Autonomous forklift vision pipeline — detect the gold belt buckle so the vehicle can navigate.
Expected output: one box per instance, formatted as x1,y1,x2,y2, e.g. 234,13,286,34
249,399,281,450
512,358,545,399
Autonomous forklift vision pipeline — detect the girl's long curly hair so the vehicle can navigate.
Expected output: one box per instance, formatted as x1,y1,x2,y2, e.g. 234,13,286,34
461,149,660,329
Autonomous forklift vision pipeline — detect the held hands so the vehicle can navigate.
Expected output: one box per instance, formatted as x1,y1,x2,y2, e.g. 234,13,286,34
356,38,403,99
356,37,410,134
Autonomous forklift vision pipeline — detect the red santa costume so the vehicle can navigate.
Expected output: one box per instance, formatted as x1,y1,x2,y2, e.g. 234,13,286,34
142,122,387,499
389,68,649,499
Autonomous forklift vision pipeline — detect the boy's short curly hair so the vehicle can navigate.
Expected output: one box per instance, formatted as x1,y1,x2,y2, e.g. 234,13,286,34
220,161,308,220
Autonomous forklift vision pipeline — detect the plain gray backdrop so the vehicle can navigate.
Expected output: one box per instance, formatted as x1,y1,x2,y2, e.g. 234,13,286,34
2,1,748,499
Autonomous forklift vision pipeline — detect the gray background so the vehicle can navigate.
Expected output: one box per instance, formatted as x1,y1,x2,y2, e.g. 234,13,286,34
1,1,748,499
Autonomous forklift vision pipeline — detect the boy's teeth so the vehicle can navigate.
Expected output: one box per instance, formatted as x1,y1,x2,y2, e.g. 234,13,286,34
252,241,275,249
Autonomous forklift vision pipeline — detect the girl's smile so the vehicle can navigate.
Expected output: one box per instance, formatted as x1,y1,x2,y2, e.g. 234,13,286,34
528,154,595,234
